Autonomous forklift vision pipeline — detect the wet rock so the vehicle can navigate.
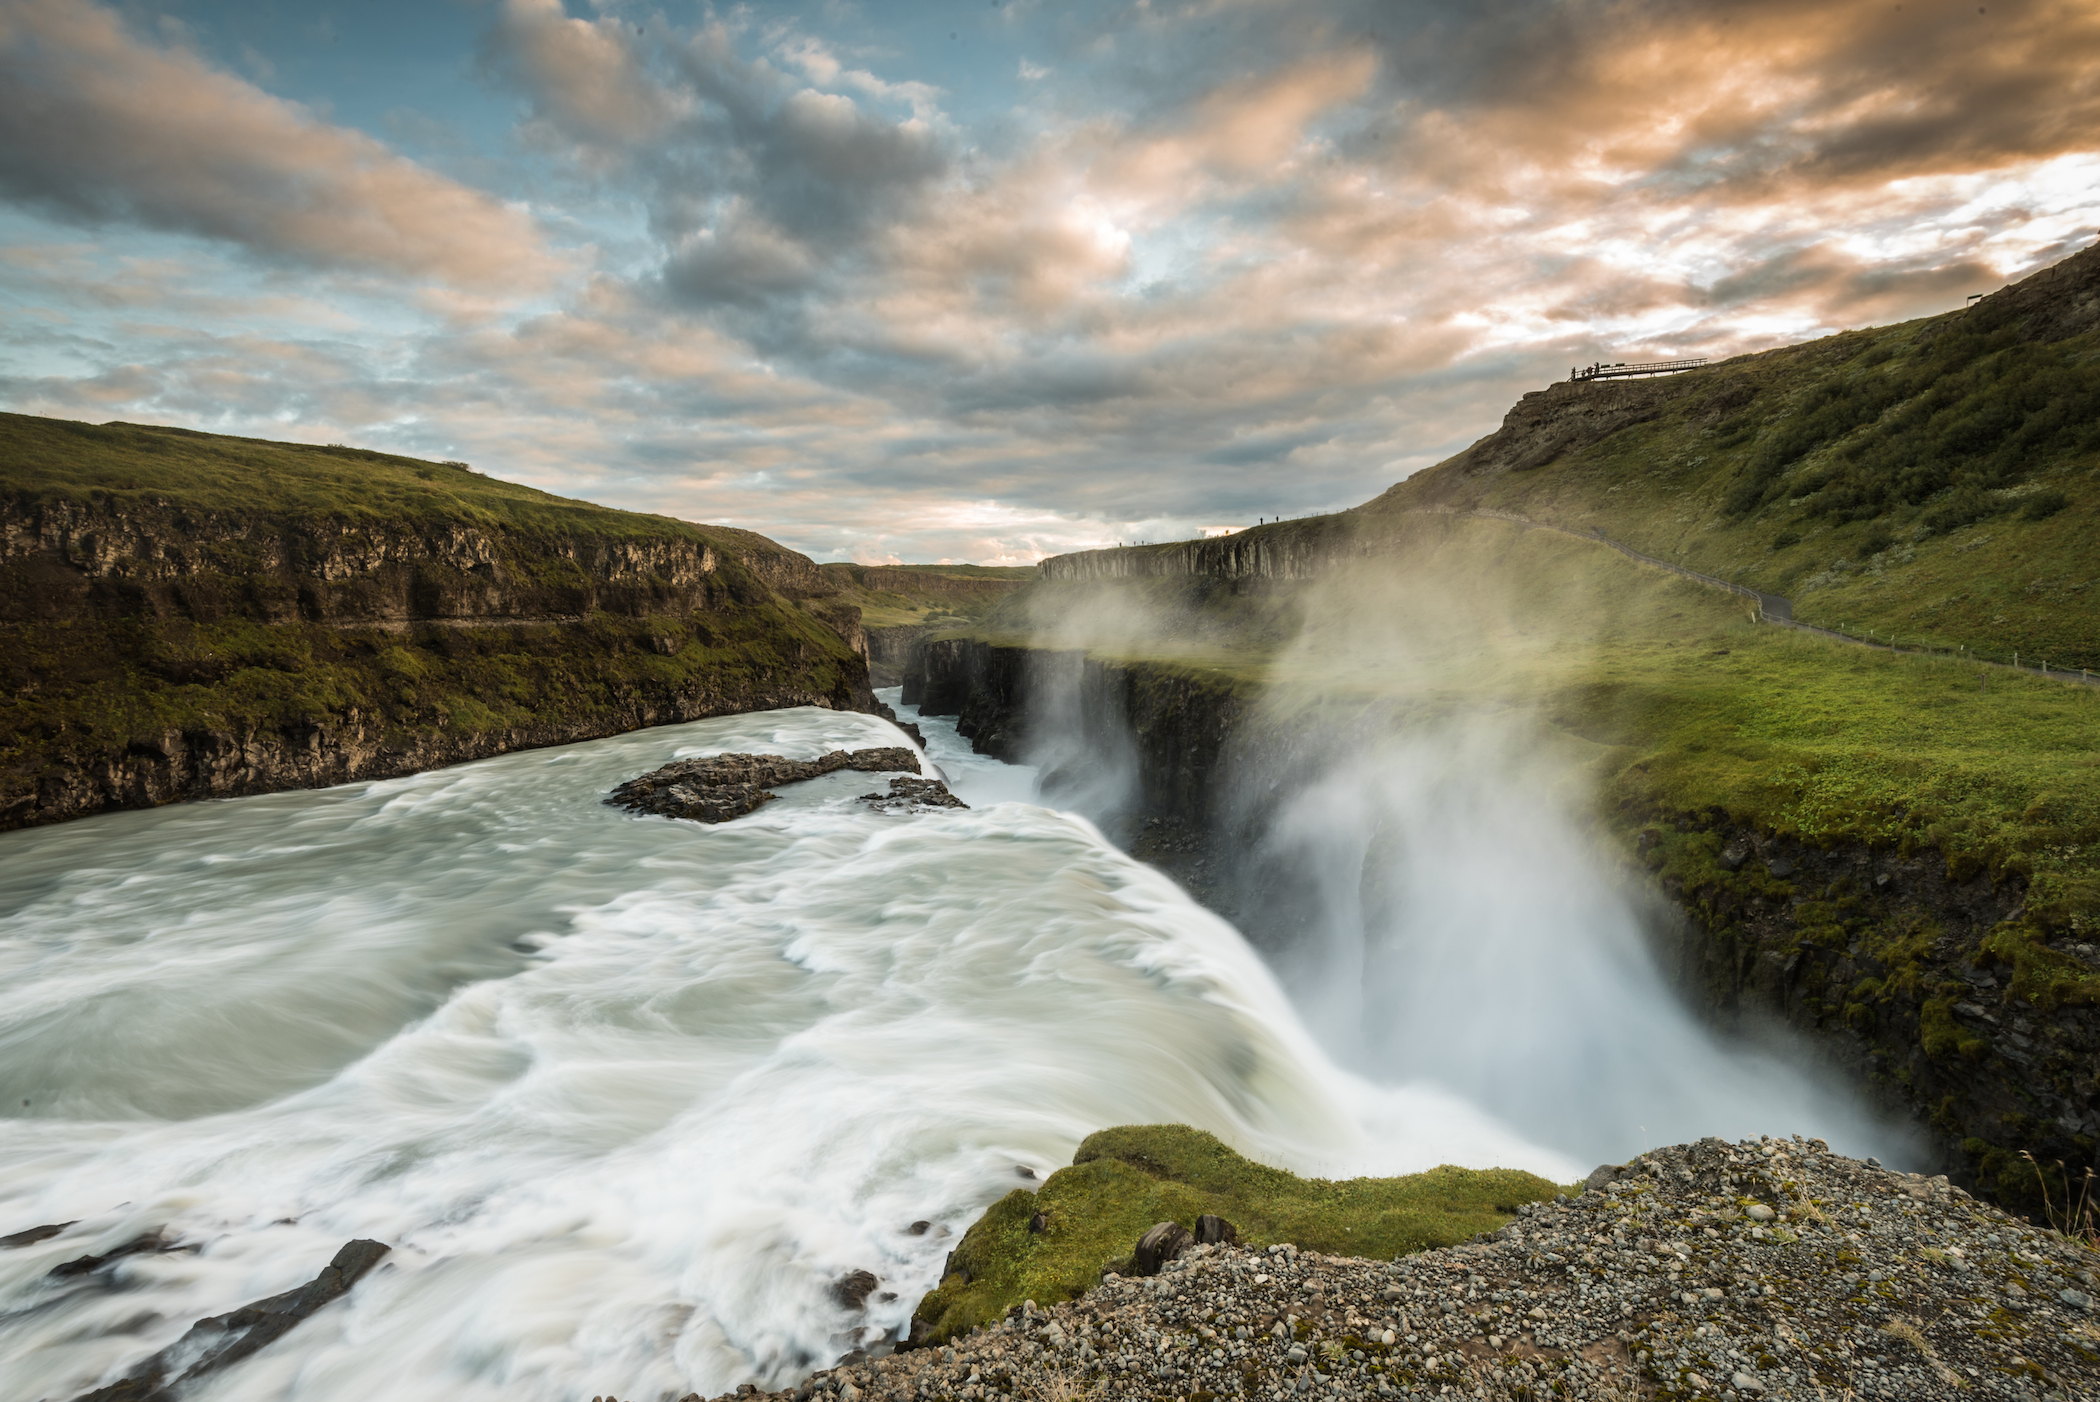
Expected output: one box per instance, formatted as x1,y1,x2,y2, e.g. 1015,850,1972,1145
1766,856,1796,878
830,1270,881,1312
0,1221,74,1249
906,1220,932,1236
1135,1221,1193,1276
1193,1213,1238,1245
609,748,922,823
71,1238,389,1402
1718,844,1748,871
51,1230,175,1278
856,775,967,814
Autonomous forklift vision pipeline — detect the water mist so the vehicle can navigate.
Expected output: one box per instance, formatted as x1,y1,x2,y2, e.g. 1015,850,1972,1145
1263,715,1915,1171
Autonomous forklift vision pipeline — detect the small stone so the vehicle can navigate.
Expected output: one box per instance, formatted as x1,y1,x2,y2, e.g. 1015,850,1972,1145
1718,844,1748,871
1745,1204,1775,1222
1766,857,1795,878
1733,1371,1766,1393
1027,1212,1048,1234
2062,1288,2094,1311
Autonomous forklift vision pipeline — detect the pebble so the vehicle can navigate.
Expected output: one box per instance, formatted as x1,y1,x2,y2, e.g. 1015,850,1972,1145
684,1136,2100,1401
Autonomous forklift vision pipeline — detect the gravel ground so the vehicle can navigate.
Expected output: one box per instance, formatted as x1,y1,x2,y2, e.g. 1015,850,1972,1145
659,1136,2098,1402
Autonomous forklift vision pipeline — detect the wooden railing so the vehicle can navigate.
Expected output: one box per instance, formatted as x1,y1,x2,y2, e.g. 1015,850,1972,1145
1571,358,1708,381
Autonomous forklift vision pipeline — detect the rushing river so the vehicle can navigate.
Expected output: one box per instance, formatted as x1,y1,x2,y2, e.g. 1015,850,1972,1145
1,702,1598,1402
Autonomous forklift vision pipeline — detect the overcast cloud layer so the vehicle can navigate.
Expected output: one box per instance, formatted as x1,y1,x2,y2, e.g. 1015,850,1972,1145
3,0,2096,563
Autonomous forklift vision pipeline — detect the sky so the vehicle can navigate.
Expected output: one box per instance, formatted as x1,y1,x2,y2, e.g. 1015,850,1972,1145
2,1,2097,564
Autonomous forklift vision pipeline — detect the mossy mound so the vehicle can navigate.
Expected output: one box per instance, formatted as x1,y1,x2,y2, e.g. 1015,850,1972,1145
909,1125,1566,1345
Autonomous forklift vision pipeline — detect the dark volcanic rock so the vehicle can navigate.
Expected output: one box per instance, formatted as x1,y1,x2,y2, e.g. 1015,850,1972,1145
830,1270,881,1312
50,1230,176,1278
858,775,968,813
0,1221,74,1249
1135,1221,1193,1276
72,1238,389,1402
608,748,922,822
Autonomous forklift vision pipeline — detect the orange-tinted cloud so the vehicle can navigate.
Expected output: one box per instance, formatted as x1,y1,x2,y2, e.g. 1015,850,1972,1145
0,0,560,290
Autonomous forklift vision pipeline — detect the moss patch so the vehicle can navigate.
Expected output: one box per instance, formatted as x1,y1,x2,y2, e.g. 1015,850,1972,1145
910,1125,1565,1345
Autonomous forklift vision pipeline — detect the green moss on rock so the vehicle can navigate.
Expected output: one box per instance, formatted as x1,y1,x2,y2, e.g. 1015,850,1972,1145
910,1125,1565,1345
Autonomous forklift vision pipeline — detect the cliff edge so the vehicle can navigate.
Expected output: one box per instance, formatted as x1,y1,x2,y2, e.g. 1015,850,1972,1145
0,413,877,831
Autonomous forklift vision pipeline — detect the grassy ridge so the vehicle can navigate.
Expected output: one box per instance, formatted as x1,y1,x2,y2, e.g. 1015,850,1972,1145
4,414,675,535
912,1126,1564,1344
1366,261,2100,669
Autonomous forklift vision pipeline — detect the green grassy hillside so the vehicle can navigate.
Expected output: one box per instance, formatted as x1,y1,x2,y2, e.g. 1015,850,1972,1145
1367,239,2100,670
7,415,700,537
816,562,1033,630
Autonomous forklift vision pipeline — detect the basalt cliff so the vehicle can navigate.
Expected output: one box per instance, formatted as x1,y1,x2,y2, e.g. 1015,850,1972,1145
1,414,879,832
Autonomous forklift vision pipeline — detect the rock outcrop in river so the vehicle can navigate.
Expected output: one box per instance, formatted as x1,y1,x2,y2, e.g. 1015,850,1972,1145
608,747,949,821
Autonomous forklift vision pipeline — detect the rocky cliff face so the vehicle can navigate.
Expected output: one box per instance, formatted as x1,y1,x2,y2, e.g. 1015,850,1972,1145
864,624,927,687
902,635,2097,1217
1037,516,1364,585
1,491,876,832
1638,819,2099,1211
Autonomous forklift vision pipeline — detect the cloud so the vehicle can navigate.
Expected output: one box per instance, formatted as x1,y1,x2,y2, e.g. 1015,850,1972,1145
0,0,558,290
5,0,2099,566
480,0,680,150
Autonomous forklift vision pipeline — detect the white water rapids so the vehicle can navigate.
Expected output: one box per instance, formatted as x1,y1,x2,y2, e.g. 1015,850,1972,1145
0,697,1902,1401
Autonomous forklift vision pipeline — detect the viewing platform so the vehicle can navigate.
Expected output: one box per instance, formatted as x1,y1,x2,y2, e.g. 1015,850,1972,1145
1570,356,1706,382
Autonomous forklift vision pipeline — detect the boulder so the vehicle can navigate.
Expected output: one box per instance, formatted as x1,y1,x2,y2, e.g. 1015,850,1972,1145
1193,1214,1238,1246
830,1270,881,1312
1135,1221,1193,1276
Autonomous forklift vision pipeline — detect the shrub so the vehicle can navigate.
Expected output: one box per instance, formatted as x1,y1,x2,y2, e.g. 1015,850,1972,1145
2022,487,2070,520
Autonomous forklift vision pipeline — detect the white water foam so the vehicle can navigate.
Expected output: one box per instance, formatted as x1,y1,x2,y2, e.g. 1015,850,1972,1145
0,706,1568,1402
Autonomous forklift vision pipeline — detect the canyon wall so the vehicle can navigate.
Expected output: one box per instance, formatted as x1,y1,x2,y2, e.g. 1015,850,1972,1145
1,489,877,832
1036,516,1365,584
